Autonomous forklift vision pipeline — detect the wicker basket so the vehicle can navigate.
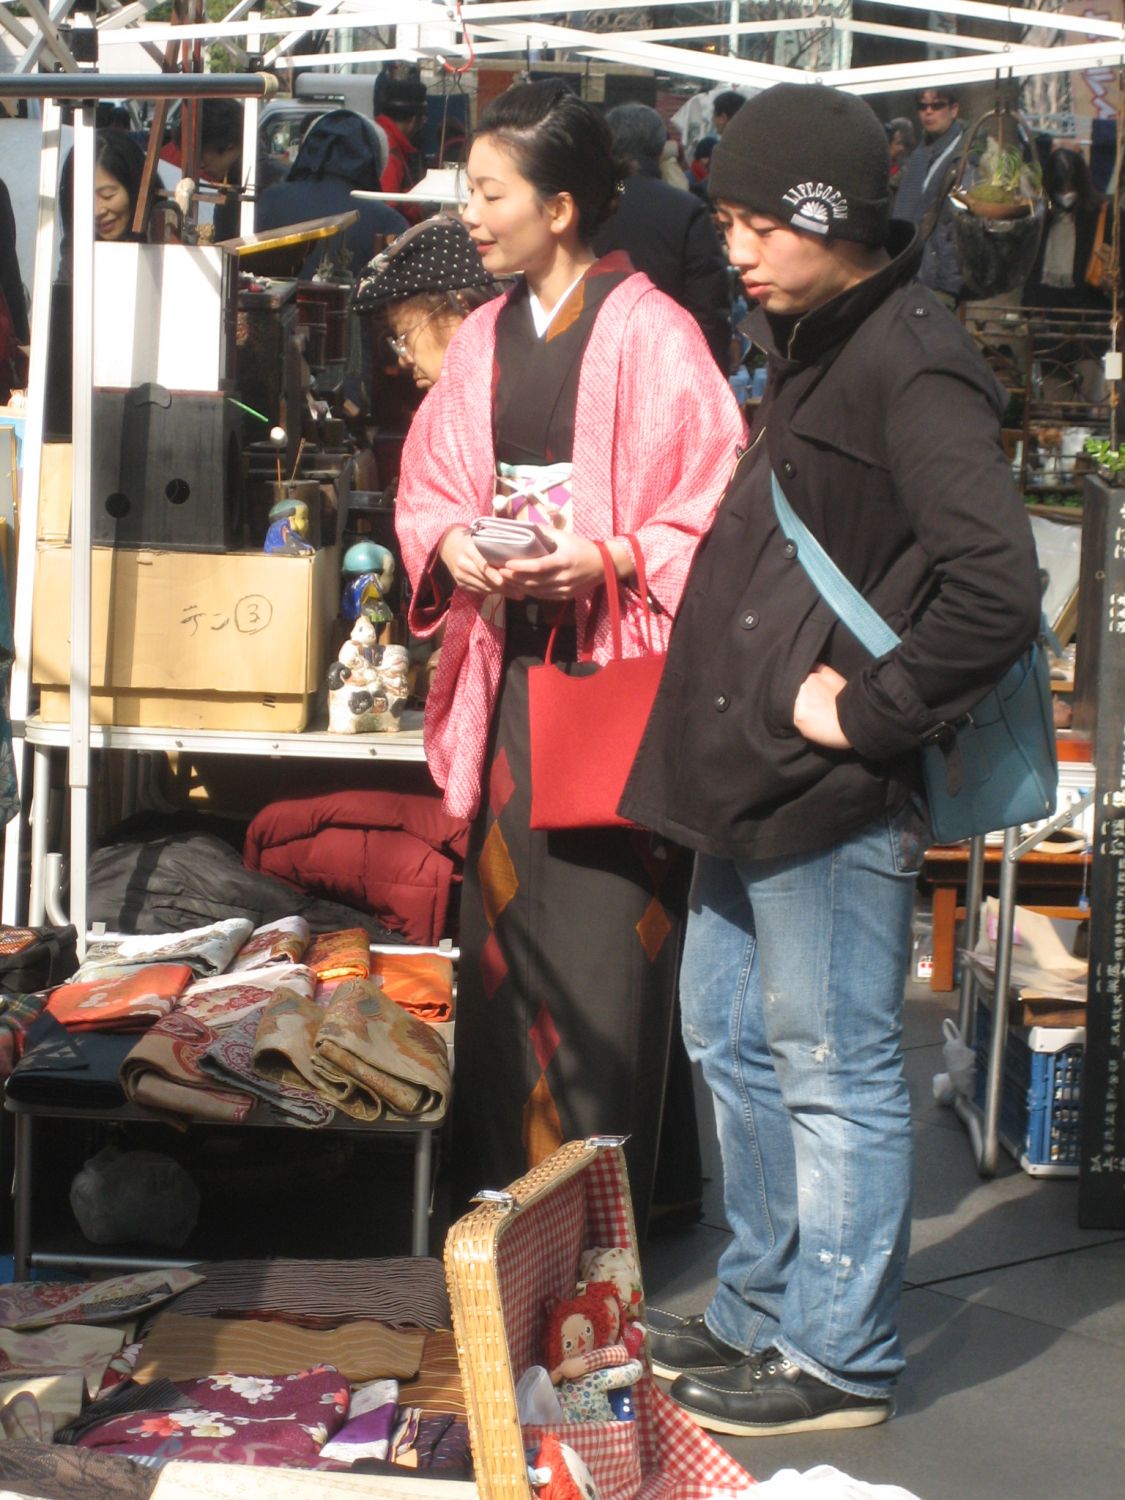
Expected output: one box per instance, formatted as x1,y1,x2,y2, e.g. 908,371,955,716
443,1139,753,1500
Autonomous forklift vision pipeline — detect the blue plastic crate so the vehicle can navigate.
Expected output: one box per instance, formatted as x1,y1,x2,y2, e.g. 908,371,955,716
973,1001,1085,1175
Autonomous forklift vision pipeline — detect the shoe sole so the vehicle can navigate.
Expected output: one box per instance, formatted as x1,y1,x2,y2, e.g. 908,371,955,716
675,1398,891,1437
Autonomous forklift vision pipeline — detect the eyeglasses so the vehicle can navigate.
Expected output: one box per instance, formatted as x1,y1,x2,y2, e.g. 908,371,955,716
386,305,445,363
916,98,953,112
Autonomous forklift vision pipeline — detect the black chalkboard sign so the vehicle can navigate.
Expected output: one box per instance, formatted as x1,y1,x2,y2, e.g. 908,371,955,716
1079,476,1125,1228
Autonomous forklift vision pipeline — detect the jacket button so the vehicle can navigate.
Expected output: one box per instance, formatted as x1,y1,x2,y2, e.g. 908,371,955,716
714,693,730,712
741,610,759,629
782,460,795,477
782,540,798,559
913,305,928,317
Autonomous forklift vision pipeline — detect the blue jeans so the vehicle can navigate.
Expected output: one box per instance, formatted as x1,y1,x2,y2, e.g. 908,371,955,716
679,808,925,1399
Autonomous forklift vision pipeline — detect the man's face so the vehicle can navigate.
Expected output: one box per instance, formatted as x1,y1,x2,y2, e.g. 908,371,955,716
715,201,862,316
916,92,958,138
713,111,731,137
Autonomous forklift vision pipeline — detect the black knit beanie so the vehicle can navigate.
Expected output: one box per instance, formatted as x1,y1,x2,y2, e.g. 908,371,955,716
709,83,891,246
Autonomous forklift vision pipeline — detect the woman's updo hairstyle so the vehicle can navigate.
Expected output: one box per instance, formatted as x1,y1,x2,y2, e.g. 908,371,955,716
473,79,621,242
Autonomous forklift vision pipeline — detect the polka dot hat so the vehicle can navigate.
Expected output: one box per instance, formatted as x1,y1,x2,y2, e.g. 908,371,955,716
354,213,496,311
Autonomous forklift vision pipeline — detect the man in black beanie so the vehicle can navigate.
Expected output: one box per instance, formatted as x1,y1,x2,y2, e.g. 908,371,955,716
621,84,1041,1436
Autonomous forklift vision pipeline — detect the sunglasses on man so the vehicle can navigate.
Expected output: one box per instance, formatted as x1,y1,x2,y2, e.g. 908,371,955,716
916,98,953,111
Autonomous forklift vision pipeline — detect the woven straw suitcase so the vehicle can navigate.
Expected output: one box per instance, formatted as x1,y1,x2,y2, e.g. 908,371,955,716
444,1138,754,1500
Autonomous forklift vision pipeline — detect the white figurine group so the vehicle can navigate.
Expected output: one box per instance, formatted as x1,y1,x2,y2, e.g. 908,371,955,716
327,617,410,734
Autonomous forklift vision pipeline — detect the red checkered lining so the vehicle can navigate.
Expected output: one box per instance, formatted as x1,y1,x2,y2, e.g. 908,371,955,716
494,1146,754,1497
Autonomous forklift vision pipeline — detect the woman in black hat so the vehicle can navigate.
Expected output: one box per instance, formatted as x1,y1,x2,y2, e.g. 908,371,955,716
355,213,503,391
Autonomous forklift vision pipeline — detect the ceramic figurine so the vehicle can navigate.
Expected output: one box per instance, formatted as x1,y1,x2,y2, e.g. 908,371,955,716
341,540,395,625
328,618,410,734
264,499,315,555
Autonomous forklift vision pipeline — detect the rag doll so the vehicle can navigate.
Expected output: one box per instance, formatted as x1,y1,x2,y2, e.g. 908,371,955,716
541,1292,642,1423
527,1432,601,1500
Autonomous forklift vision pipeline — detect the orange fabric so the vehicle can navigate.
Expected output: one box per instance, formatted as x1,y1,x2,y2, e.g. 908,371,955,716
305,929,371,982
373,952,454,1024
46,965,193,1032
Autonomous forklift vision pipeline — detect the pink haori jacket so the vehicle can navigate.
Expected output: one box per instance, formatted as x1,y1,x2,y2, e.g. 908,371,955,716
396,270,747,819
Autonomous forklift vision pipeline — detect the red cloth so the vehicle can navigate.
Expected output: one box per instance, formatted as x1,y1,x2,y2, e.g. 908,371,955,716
376,115,424,224
243,790,470,947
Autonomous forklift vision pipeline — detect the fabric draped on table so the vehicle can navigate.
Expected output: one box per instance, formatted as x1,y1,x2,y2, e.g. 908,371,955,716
305,929,371,984
0,1439,158,1500
308,978,450,1121
250,985,323,1096
76,919,254,984
0,992,50,1079
229,916,312,972
46,965,193,1032
370,952,453,1024
54,1378,192,1446
200,1008,335,1128
0,1325,125,1400
130,1313,425,1384
395,1330,466,1419
6,1013,135,1109
178,964,316,1030
0,1374,87,1441
119,1012,256,1125
451,260,691,1237
156,1257,451,1330
0,1271,202,1332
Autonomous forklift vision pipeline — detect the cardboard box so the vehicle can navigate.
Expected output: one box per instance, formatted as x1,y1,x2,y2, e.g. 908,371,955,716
38,442,72,542
33,543,338,732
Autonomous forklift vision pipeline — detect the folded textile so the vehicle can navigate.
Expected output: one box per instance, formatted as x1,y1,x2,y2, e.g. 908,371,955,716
0,992,50,1080
0,1439,157,1500
77,1363,349,1467
251,986,324,1095
120,1013,256,1125
200,1008,335,1127
0,1270,203,1331
230,916,312,972
5,1013,134,1109
0,1325,125,1399
397,1330,466,1420
372,952,454,1024
131,1313,425,1385
75,919,254,983
179,964,316,1030
305,929,371,983
54,1378,190,1446
0,1375,86,1441
350,1413,472,1477
151,1257,451,1331
318,1380,397,1463
46,966,192,1033
309,979,450,1122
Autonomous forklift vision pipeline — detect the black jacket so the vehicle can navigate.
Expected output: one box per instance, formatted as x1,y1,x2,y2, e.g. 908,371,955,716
1023,195,1112,311
894,122,964,300
593,169,730,369
620,224,1042,860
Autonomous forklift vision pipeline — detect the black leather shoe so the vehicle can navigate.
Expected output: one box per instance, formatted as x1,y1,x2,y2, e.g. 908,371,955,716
647,1311,748,1381
669,1350,892,1436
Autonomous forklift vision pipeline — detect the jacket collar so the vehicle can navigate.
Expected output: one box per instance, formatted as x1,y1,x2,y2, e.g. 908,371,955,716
923,119,963,152
746,220,922,367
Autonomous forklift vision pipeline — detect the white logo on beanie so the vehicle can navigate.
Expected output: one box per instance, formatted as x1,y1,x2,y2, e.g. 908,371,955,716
781,180,848,236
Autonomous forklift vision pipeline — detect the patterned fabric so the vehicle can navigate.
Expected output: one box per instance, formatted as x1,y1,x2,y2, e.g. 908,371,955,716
0,1325,125,1399
0,1271,203,1331
200,1010,335,1127
55,1378,191,1445
309,978,450,1121
305,930,370,983
318,1380,397,1462
229,917,312,972
46,966,192,1032
76,920,253,982
371,953,454,1024
120,1013,256,1124
396,1330,466,1419
155,1258,450,1330
0,1440,157,1500
76,1364,349,1466
131,1314,425,1385
396,268,746,819
179,965,316,1030
0,1374,86,1440
0,991,49,1079
251,986,324,1094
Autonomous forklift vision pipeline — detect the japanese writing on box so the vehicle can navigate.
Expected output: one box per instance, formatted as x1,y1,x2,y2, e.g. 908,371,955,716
179,595,273,638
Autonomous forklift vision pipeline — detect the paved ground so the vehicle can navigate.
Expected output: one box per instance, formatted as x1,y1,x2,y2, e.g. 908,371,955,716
641,981,1125,1500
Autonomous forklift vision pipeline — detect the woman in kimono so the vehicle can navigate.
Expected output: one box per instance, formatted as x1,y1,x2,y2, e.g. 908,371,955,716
396,81,744,1234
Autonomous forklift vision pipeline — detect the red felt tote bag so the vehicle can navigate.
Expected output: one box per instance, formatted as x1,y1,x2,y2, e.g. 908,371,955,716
528,536,664,831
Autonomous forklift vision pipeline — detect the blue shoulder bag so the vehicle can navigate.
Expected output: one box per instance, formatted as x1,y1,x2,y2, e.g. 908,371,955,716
770,473,1057,845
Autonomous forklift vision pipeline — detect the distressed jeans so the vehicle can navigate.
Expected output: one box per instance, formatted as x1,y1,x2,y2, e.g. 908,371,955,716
679,808,925,1398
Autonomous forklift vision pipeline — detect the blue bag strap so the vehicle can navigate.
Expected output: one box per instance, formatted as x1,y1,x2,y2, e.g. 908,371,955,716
769,472,901,659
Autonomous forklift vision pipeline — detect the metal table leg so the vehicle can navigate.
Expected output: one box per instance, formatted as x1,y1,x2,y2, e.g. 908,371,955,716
28,745,52,927
411,1128,433,1257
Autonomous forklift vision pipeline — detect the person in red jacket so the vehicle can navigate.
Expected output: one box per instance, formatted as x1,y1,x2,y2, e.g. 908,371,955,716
375,77,428,225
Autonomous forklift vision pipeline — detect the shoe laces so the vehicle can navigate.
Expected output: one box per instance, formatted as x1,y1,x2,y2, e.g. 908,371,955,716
752,1349,794,1381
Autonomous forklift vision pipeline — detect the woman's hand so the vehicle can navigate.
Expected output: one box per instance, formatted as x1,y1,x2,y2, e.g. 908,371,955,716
793,664,852,750
439,526,525,600
501,533,630,601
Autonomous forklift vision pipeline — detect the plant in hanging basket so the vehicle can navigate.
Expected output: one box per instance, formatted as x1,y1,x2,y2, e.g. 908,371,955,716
953,139,1043,221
